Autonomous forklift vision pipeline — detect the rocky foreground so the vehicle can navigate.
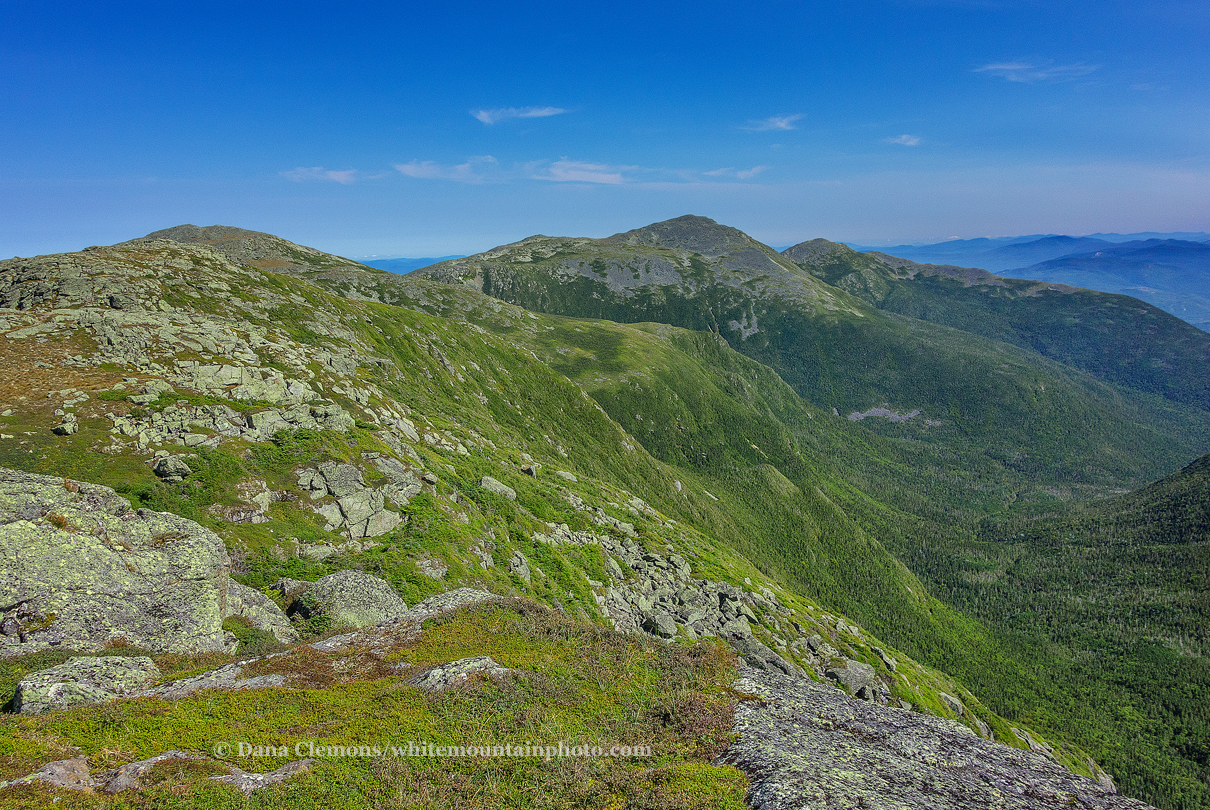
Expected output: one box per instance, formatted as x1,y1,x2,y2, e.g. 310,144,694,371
724,667,1147,810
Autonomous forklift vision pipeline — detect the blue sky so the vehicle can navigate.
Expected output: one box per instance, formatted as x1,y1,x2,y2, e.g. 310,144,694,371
2,0,1207,258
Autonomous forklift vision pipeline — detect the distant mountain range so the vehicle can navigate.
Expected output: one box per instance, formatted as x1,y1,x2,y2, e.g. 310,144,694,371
847,232,1210,264
846,234,1210,331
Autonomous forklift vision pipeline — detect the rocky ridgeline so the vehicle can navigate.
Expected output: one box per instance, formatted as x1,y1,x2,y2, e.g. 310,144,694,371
0,239,491,547
136,224,369,275
414,216,855,315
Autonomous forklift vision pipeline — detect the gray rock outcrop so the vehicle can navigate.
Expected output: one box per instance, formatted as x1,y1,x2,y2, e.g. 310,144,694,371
577,528,799,675
720,666,1153,810
825,658,878,700
296,462,405,540
151,454,192,481
103,751,207,794
224,580,300,644
0,750,311,795
0,756,94,792
14,656,161,714
138,662,286,701
478,476,517,500
0,468,231,654
403,588,502,622
211,759,315,794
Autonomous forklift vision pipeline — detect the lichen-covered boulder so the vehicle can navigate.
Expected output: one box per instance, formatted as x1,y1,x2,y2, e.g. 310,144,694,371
290,570,408,628
404,588,502,622
410,656,512,692
825,658,878,700
317,462,365,497
224,580,299,643
478,476,516,500
151,455,192,481
0,468,233,655
14,655,161,714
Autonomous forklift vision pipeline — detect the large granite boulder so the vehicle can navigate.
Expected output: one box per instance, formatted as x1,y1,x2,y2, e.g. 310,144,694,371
224,580,299,643
285,570,408,628
0,468,231,654
825,658,878,700
478,476,516,500
0,467,294,655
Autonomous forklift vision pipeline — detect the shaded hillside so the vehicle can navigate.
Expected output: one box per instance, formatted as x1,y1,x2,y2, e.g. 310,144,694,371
1019,240,1210,331
855,235,1210,332
783,238,1210,411
848,232,1209,272
903,455,1210,808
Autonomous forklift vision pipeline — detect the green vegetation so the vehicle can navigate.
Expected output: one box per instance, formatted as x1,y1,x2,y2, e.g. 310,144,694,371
897,455,1210,807
0,601,746,809
394,221,1210,808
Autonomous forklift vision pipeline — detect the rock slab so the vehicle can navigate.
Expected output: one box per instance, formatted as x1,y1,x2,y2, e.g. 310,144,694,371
15,655,160,714
0,468,231,655
0,467,296,656
720,666,1154,810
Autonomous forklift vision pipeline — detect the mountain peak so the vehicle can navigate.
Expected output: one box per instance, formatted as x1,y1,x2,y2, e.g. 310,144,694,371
142,224,263,243
782,238,859,265
132,224,370,274
603,214,758,255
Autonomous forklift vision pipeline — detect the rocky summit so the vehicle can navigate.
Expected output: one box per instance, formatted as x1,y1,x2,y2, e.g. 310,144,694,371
0,220,1195,808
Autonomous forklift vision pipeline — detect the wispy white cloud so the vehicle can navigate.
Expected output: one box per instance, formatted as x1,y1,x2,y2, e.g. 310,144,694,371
885,134,922,146
471,106,566,125
974,61,1098,83
742,114,804,132
394,156,497,184
392,156,771,187
534,159,627,184
280,167,360,184
705,166,767,179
